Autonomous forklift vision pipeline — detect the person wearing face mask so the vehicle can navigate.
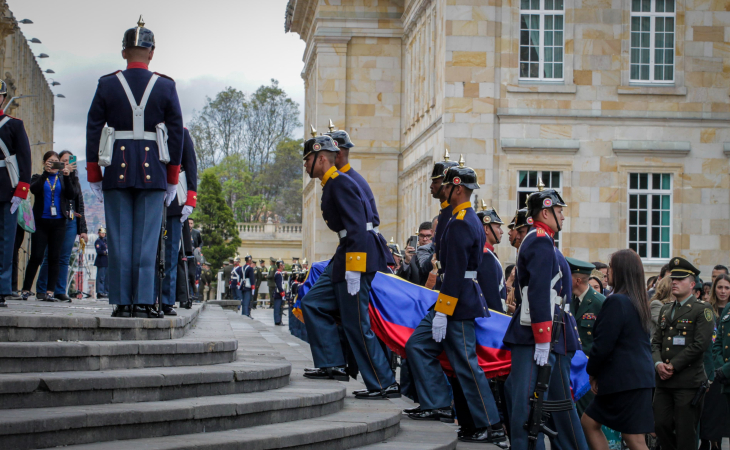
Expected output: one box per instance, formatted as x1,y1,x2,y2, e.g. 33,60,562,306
21,151,80,302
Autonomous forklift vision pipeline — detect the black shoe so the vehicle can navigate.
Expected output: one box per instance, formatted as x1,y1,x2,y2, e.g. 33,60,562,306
402,406,421,414
20,291,30,301
461,424,507,444
163,305,178,316
97,293,108,299
132,305,164,319
43,293,59,302
56,294,72,302
36,291,46,301
303,367,350,382
0,296,6,307
407,407,453,422
457,427,477,440
111,305,132,318
354,382,401,400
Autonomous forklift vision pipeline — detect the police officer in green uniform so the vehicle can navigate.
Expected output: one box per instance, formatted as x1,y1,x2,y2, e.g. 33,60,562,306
713,302,730,412
222,258,234,299
566,257,605,417
252,259,264,309
267,256,277,304
652,257,715,450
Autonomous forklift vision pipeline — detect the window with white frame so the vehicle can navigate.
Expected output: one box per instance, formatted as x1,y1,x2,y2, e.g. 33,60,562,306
519,0,564,81
628,173,672,260
630,0,675,83
518,170,561,248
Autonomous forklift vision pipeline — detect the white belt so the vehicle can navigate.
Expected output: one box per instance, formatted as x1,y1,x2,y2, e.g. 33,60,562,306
338,222,374,239
115,131,157,141
0,160,5,167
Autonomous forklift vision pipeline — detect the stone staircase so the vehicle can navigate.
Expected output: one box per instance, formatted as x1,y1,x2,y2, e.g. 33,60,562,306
0,300,459,449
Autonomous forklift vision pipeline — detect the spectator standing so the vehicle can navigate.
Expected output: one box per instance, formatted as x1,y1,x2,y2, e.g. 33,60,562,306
649,276,674,335
588,275,604,294
711,302,730,441
267,256,276,303
36,150,87,301
648,263,670,300
21,151,79,302
200,263,213,300
712,265,729,284
581,249,655,450
95,228,108,298
592,261,609,294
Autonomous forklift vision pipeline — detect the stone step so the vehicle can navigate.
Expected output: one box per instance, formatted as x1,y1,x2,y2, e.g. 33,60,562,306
0,300,203,342
0,337,238,373
206,300,241,311
57,398,401,450
0,381,346,450
357,417,458,450
0,360,291,409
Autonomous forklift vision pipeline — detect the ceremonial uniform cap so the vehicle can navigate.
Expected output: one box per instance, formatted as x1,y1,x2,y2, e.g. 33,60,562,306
123,16,155,50
526,178,567,217
326,126,355,150
0,79,7,96
512,208,530,230
302,258,308,265
228,257,235,263
259,259,265,263
302,127,339,160
270,256,276,263
668,257,700,279
476,200,503,225
430,148,459,179
98,227,107,234
442,154,480,190
276,259,284,265
234,256,241,262
244,255,252,261
388,237,404,258
566,257,595,276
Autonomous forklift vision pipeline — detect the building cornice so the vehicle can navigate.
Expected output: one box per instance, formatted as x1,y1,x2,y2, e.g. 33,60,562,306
402,0,434,38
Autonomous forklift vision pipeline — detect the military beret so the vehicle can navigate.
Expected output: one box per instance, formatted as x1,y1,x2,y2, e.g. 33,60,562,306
566,257,595,276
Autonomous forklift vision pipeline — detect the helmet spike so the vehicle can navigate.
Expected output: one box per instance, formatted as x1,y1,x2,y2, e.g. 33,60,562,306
137,15,145,27
481,199,487,211
444,146,450,161
328,119,336,132
537,177,546,192
390,236,395,244
458,154,465,168
310,125,317,138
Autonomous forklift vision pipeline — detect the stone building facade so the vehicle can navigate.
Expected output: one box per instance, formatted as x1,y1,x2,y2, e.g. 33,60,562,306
286,0,730,276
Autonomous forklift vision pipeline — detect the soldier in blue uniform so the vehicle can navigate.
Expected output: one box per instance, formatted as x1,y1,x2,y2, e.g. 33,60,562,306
95,228,109,298
274,260,285,325
405,157,506,445
241,255,255,317
0,79,32,307
430,149,458,259
507,208,530,250
156,127,197,316
230,257,243,303
476,201,507,313
85,17,184,318
301,134,398,399
503,180,588,450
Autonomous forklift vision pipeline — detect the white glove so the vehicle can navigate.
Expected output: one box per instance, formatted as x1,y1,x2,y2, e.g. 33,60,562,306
534,342,550,366
9,196,22,214
90,181,104,203
165,183,177,207
345,270,361,296
180,205,193,223
432,312,448,343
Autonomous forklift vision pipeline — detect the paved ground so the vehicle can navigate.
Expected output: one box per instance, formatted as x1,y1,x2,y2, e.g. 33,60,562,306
0,297,198,319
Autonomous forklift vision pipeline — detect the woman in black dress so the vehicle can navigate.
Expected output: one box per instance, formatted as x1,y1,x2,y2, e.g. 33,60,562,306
581,249,656,450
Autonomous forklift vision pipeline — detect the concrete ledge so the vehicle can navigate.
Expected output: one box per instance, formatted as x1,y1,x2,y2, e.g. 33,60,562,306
501,138,580,154
206,300,241,311
618,85,687,96
612,140,691,157
507,84,577,94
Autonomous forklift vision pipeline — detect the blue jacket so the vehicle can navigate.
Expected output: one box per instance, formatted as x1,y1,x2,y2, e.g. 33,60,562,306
275,270,284,295
477,246,506,313
0,113,32,203
94,237,108,268
168,128,198,217
587,294,656,395
433,202,488,321
434,201,453,260
320,167,390,283
503,223,581,355
85,65,184,190
242,264,255,291
231,265,243,288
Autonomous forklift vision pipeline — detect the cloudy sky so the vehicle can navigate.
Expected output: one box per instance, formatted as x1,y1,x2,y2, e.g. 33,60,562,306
10,0,305,162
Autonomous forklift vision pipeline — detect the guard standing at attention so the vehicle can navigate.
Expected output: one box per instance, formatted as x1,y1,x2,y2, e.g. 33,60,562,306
267,256,277,303
241,255,255,317
503,180,587,450
507,208,530,250
301,134,398,399
253,259,265,309
566,257,605,417
0,80,32,308
652,257,714,450
95,227,109,298
222,258,233,299
476,200,507,313
85,17,184,318
274,260,285,325
430,149,458,261
230,256,242,302
405,156,506,445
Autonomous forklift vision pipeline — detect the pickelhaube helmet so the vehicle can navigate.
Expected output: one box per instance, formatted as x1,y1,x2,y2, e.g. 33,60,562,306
525,178,566,217
244,255,252,262
388,237,404,258
302,258,308,265
0,80,7,96
98,227,107,234
325,119,354,149
476,200,503,225
123,16,155,50
508,208,530,230
442,154,480,190
276,259,284,266
430,148,459,180
234,256,241,262
302,127,339,160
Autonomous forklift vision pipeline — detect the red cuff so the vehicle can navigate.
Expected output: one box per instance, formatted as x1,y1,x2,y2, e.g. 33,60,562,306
185,190,197,208
13,182,29,199
531,321,553,344
87,162,103,183
167,165,180,185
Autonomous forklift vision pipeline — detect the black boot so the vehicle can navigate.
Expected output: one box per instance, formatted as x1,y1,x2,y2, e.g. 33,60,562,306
303,367,349,382
0,295,6,307
111,305,132,318
354,382,401,400
462,424,507,444
56,294,72,302
132,305,164,319
163,305,178,316
407,407,453,423
402,405,421,414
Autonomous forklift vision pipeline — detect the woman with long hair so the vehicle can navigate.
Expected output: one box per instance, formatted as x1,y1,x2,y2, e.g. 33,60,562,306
650,276,674,334
698,274,730,449
581,249,655,450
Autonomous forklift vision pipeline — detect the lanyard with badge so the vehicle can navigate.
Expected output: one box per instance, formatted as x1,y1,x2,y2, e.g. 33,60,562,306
46,174,59,217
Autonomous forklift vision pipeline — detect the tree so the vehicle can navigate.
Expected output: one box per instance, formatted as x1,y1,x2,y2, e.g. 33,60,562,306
191,171,241,269
262,138,304,223
210,154,265,222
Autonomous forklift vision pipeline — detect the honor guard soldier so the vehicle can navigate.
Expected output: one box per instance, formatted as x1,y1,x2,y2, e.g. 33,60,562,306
291,257,302,275
566,257,605,417
95,227,109,298
301,134,399,399
240,255,255,316
267,256,277,302
274,260,285,325
712,302,730,412
230,256,242,303
507,208,530,250
405,156,506,444
503,180,587,450
222,257,234,299
157,128,197,316
85,17,184,318
652,257,714,450
430,149,459,259
476,200,507,313
0,80,32,308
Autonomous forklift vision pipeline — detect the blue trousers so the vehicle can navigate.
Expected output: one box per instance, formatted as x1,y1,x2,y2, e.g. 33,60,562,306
0,202,17,296
504,345,588,450
103,189,165,305
36,218,77,295
302,265,394,391
152,216,181,306
96,266,107,295
233,285,242,300
405,310,500,428
241,289,251,316
273,292,282,324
